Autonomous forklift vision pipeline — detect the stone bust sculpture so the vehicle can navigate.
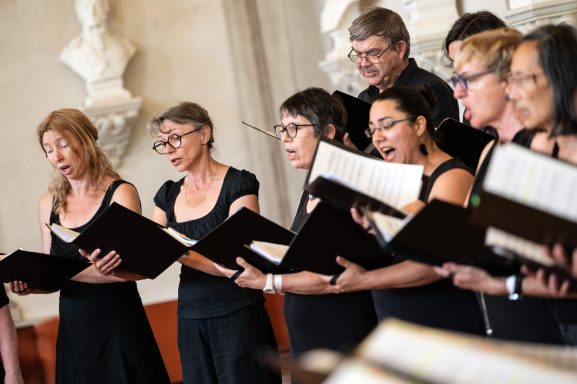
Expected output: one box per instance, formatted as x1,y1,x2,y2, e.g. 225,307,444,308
60,0,135,88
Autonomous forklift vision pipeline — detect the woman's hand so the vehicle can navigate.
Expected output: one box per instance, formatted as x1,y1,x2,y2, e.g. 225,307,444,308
79,248,122,276
8,280,30,296
333,256,370,293
438,262,506,295
547,243,577,278
214,257,266,290
350,207,375,235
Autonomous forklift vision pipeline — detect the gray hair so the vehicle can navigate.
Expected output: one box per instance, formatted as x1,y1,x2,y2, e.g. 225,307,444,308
348,7,410,58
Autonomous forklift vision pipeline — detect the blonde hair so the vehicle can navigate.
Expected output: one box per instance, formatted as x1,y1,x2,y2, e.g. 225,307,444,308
455,27,522,80
37,109,119,214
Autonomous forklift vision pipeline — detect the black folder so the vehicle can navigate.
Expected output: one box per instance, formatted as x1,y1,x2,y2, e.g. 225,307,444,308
305,176,406,219
377,200,517,276
332,91,372,151
0,250,90,290
471,192,577,251
193,204,390,276
279,202,391,276
191,207,296,274
379,200,577,283
435,118,494,171
51,203,189,279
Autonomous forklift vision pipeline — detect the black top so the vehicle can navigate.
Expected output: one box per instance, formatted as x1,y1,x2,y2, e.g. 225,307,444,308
358,58,459,127
154,167,264,319
50,180,170,383
283,192,377,357
0,287,7,309
373,159,485,335
470,141,574,344
421,158,472,202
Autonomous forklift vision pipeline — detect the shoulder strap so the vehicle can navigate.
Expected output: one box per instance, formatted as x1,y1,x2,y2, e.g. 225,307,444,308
422,159,472,202
552,142,560,159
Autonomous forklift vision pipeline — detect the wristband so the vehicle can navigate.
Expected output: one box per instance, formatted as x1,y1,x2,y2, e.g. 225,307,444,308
273,274,283,295
263,273,275,294
506,274,523,300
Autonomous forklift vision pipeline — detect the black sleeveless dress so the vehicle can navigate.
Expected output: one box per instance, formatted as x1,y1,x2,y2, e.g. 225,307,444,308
51,180,170,384
283,192,378,357
372,158,485,335
470,142,570,345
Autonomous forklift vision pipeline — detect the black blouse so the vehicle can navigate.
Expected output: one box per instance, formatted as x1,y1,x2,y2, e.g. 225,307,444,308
154,167,264,319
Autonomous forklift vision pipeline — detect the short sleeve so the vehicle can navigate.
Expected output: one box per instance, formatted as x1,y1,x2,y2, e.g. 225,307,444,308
227,169,259,204
0,287,9,309
153,180,177,212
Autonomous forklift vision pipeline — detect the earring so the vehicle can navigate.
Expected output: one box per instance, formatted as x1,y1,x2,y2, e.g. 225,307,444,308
419,142,428,155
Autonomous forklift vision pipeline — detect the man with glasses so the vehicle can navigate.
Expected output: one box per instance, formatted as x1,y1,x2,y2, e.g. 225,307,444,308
348,7,458,127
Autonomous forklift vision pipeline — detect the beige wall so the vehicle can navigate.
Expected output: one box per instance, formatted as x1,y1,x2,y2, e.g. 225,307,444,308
1,0,536,321
0,0,330,320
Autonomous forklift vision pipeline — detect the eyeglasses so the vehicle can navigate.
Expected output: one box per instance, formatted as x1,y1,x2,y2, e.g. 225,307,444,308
273,123,315,139
152,127,201,154
365,118,412,138
507,72,544,89
450,70,494,90
347,45,392,64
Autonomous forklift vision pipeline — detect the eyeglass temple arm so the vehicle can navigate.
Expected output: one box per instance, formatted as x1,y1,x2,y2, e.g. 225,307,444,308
241,121,280,140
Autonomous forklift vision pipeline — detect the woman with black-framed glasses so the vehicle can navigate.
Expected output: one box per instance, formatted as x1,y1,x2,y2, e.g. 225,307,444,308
147,102,279,384
217,87,378,358
331,85,485,336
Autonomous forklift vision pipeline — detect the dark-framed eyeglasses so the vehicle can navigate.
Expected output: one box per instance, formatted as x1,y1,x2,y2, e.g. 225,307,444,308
273,123,316,139
450,70,495,90
507,72,544,89
365,118,413,138
152,127,201,154
347,45,392,64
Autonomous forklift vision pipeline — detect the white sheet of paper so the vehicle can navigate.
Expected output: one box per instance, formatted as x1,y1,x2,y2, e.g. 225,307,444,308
308,140,423,209
484,144,577,222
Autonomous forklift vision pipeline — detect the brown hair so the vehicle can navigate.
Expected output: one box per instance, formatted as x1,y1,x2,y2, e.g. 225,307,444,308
147,102,214,149
348,7,410,59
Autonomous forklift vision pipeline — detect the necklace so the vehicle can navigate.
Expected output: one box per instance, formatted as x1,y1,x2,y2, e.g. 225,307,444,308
184,165,216,208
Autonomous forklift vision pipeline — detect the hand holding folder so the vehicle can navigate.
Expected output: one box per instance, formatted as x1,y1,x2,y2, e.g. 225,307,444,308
0,250,89,291
48,202,193,279
193,204,390,276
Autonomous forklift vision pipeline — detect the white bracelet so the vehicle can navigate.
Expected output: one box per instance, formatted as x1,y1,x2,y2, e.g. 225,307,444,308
273,274,283,295
263,273,275,294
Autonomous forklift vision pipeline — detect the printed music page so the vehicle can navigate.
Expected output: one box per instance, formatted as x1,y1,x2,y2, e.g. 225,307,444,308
308,140,423,209
357,319,577,384
484,143,577,222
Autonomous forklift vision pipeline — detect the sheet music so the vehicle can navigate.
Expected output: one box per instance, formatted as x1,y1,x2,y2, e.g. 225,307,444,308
308,140,423,209
358,319,577,384
368,211,406,242
249,241,288,264
484,144,577,222
324,359,411,384
485,227,555,267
